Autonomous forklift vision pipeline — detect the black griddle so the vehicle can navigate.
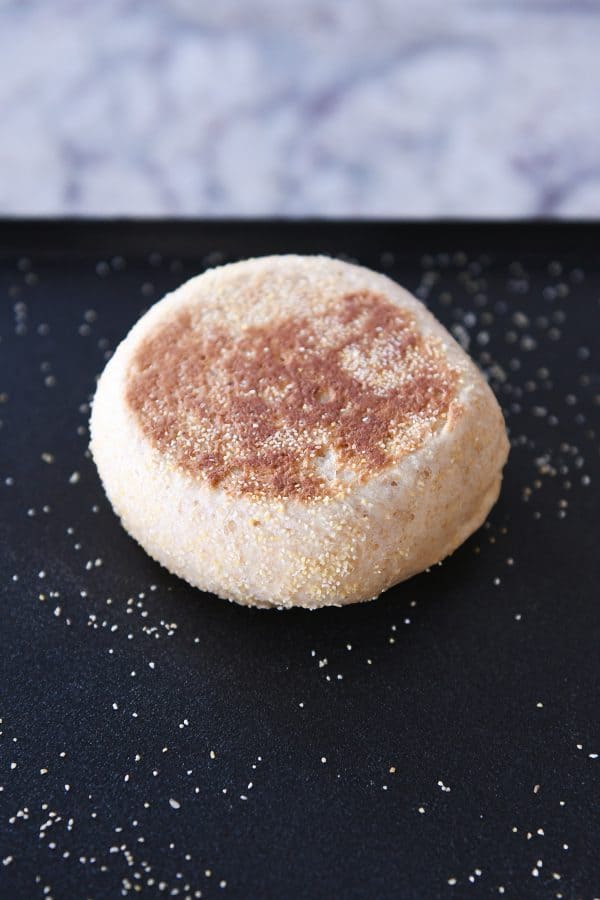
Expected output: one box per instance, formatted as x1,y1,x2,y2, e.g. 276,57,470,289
0,220,598,900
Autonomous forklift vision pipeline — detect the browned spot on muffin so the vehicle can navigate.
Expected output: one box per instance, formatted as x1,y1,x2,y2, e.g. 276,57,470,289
126,291,459,500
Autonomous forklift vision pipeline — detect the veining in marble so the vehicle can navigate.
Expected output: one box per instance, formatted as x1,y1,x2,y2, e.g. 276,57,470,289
0,0,598,216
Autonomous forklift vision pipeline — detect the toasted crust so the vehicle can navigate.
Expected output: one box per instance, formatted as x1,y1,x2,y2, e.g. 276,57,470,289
126,288,458,501
90,255,509,608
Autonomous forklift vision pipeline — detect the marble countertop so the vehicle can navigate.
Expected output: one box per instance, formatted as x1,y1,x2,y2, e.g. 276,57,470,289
1,0,598,218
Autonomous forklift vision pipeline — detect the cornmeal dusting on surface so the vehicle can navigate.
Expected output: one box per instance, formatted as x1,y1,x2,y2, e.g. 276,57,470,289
126,290,458,499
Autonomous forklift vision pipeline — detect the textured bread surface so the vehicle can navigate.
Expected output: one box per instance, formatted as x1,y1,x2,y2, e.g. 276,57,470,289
90,255,509,608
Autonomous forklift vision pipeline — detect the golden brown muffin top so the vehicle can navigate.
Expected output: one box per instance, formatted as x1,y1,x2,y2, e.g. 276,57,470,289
126,289,458,500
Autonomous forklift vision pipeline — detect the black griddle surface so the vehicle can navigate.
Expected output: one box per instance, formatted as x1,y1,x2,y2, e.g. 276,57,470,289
0,220,598,900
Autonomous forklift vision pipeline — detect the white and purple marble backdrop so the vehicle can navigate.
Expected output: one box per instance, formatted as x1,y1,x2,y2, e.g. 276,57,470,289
0,0,598,217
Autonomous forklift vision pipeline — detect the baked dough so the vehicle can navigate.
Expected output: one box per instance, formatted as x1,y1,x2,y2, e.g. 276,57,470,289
90,255,509,608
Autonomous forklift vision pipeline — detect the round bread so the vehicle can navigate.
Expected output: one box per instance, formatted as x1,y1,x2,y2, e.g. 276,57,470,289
90,255,509,609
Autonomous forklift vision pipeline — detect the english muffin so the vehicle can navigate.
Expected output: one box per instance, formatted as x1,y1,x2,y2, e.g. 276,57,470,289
90,255,509,608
